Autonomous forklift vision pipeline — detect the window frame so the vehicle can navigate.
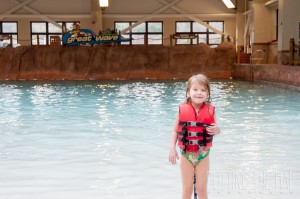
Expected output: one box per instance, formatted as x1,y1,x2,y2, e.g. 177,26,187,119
30,21,80,45
114,21,163,45
0,21,18,46
175,20,224,46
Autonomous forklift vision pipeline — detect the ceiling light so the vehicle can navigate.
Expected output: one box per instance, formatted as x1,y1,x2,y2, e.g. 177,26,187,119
222,0,235,9
99,0,109,8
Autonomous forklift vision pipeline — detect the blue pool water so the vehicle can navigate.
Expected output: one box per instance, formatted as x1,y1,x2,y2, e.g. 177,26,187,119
0,80,299,199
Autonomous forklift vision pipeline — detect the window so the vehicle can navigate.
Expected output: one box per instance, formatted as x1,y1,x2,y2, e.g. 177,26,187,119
31,22,48,45
0,22,18,47
176,22,191,33
175,21,224,47
115,21,163,45
30,21,79,45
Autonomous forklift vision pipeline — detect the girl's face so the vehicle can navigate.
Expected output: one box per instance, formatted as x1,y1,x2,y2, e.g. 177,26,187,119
187,82,209,105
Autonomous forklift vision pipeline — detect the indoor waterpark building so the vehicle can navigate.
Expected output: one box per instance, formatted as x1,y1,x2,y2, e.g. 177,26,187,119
0,1,300,199
0,0,299,88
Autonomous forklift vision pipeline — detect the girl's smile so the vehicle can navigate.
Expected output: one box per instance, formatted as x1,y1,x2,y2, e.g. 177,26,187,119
187,82,209,106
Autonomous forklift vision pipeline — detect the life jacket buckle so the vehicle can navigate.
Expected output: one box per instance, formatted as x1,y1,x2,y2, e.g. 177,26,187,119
188,140,193,145
188,121,197,126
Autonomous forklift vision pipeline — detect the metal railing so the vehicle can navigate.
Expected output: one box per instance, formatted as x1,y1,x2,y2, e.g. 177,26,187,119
249,49,265,83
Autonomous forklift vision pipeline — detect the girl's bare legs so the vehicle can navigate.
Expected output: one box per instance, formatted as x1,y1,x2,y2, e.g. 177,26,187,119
195,155,209,199
180,155,194,199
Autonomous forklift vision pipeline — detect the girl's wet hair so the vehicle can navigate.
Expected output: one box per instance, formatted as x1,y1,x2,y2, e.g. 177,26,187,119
185,74,211,104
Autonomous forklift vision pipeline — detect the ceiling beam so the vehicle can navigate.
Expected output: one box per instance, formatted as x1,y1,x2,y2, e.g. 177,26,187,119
11,0,63,29
158,0,227,36
0,0,35,20
265,0,278,7
0,14,91,18
120,0,182,34
103,13,235,18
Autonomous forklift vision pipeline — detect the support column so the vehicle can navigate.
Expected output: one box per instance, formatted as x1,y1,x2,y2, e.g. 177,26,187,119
278,0,300,64
236,0,247,51
90,0,103,34
252,0,272,54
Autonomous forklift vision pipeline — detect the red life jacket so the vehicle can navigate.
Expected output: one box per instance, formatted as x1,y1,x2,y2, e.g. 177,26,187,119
177,103,215,153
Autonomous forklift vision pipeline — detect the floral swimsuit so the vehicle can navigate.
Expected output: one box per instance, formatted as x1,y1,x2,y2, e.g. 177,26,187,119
181,149,210,166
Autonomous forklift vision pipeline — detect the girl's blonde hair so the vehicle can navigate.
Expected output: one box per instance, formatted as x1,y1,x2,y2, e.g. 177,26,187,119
185,74,211,104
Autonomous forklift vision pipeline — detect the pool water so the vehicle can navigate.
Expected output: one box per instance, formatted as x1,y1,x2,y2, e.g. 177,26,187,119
0,80,299,199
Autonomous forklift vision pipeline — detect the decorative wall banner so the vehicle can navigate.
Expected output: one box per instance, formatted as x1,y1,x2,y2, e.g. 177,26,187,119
62,27,130,46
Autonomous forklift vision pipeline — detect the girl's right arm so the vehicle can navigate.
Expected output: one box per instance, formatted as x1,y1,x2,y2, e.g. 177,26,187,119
169,113,179,165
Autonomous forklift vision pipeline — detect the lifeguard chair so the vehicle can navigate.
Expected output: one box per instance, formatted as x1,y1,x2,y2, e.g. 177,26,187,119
50,36,61,46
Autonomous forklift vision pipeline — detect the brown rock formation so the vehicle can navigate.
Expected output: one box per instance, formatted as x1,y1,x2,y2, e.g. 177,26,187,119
233,64,300,88
0,42,236,80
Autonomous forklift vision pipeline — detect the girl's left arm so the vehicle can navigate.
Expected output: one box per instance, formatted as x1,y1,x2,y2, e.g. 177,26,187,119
207,114,220,135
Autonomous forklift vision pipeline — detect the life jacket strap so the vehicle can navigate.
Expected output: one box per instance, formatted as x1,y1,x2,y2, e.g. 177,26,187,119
179,121,211,127
178,138,212,145
177,131,212,137
179,122,212,154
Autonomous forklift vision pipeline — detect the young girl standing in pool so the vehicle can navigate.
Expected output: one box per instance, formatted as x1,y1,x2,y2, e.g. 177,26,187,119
169,74,220,199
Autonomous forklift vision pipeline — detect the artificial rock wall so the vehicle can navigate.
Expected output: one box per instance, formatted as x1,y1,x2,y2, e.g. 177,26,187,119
233,64,300,90
0,42,236,80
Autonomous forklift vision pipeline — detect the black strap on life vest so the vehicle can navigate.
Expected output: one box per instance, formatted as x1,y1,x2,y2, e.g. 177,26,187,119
178,132,203,137
178,121,213,154
179,121,212,127
178,137,212,145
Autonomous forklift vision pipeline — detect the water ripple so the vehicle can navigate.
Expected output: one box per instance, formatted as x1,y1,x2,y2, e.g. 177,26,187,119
0,80,299,199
